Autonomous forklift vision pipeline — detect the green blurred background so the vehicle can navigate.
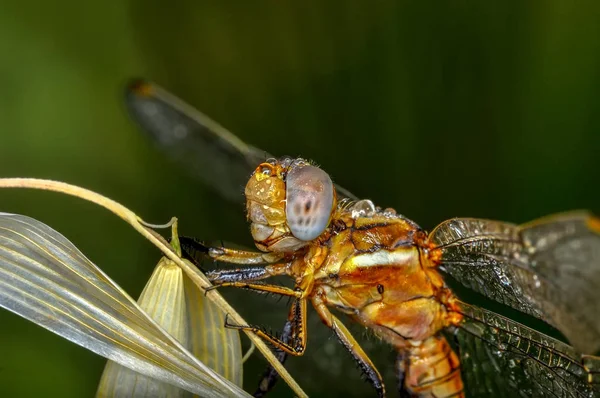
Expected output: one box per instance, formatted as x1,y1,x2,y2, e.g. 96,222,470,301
0,1,599,397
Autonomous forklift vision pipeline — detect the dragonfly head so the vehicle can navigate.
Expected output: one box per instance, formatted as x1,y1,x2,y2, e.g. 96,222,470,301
245,157,337,253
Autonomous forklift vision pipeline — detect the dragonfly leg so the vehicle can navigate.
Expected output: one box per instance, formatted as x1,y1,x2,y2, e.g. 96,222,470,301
206,267,271,284
180,236,282,265
206,282,302,299
179,236,292,284
206,262,290,284
253,320,292,397
311,295,385,398
225,296,307,356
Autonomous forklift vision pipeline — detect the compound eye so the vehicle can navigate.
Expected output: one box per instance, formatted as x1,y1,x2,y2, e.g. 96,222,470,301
285,164,334,241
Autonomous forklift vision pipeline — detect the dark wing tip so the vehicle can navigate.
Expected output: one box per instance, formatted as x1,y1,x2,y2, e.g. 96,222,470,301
126,78,155,99
588,214,600,234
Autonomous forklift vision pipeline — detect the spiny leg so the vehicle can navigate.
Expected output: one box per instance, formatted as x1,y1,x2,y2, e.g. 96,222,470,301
206,266,302,396
208,246,282,264
179,237,291,286
206,282,302,299
179,236,282,265
206,267,271,284
332,317,385,398
253,320,292,397
183,238,305,392
311,295,385,398
210,278,302,396
206,262,290,284
225,296,307,356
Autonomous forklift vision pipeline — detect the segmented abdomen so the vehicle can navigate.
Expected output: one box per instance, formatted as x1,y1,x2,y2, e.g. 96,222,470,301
398,335,464,398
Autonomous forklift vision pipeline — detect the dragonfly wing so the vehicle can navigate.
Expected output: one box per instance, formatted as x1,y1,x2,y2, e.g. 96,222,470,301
333,183,358,202
126,80,269,202
449,301,600,398
430,212,600,353
125,80,358,203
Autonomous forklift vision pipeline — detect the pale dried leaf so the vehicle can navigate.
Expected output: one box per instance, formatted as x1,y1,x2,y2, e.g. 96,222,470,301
0,213,250,398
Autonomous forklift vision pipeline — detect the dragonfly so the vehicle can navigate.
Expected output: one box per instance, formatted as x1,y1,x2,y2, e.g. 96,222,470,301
125,79,600,398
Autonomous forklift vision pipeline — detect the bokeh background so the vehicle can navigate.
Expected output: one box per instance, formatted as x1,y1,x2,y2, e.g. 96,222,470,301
0,1,599,397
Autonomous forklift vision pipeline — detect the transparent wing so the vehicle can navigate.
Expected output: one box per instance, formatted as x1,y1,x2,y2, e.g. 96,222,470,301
125,80,357,202
430,211,600,354
126,79,268,202
449,302,600,398
0,213,248,398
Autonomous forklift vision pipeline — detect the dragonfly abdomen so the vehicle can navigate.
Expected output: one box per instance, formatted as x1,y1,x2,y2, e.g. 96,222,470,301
398,335,464,398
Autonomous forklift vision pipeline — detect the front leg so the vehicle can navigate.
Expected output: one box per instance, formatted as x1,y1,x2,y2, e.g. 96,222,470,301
179,237,291,284
180,236,282,265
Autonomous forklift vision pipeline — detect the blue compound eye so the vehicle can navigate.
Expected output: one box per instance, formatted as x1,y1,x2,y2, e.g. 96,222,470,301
285,164,334,241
